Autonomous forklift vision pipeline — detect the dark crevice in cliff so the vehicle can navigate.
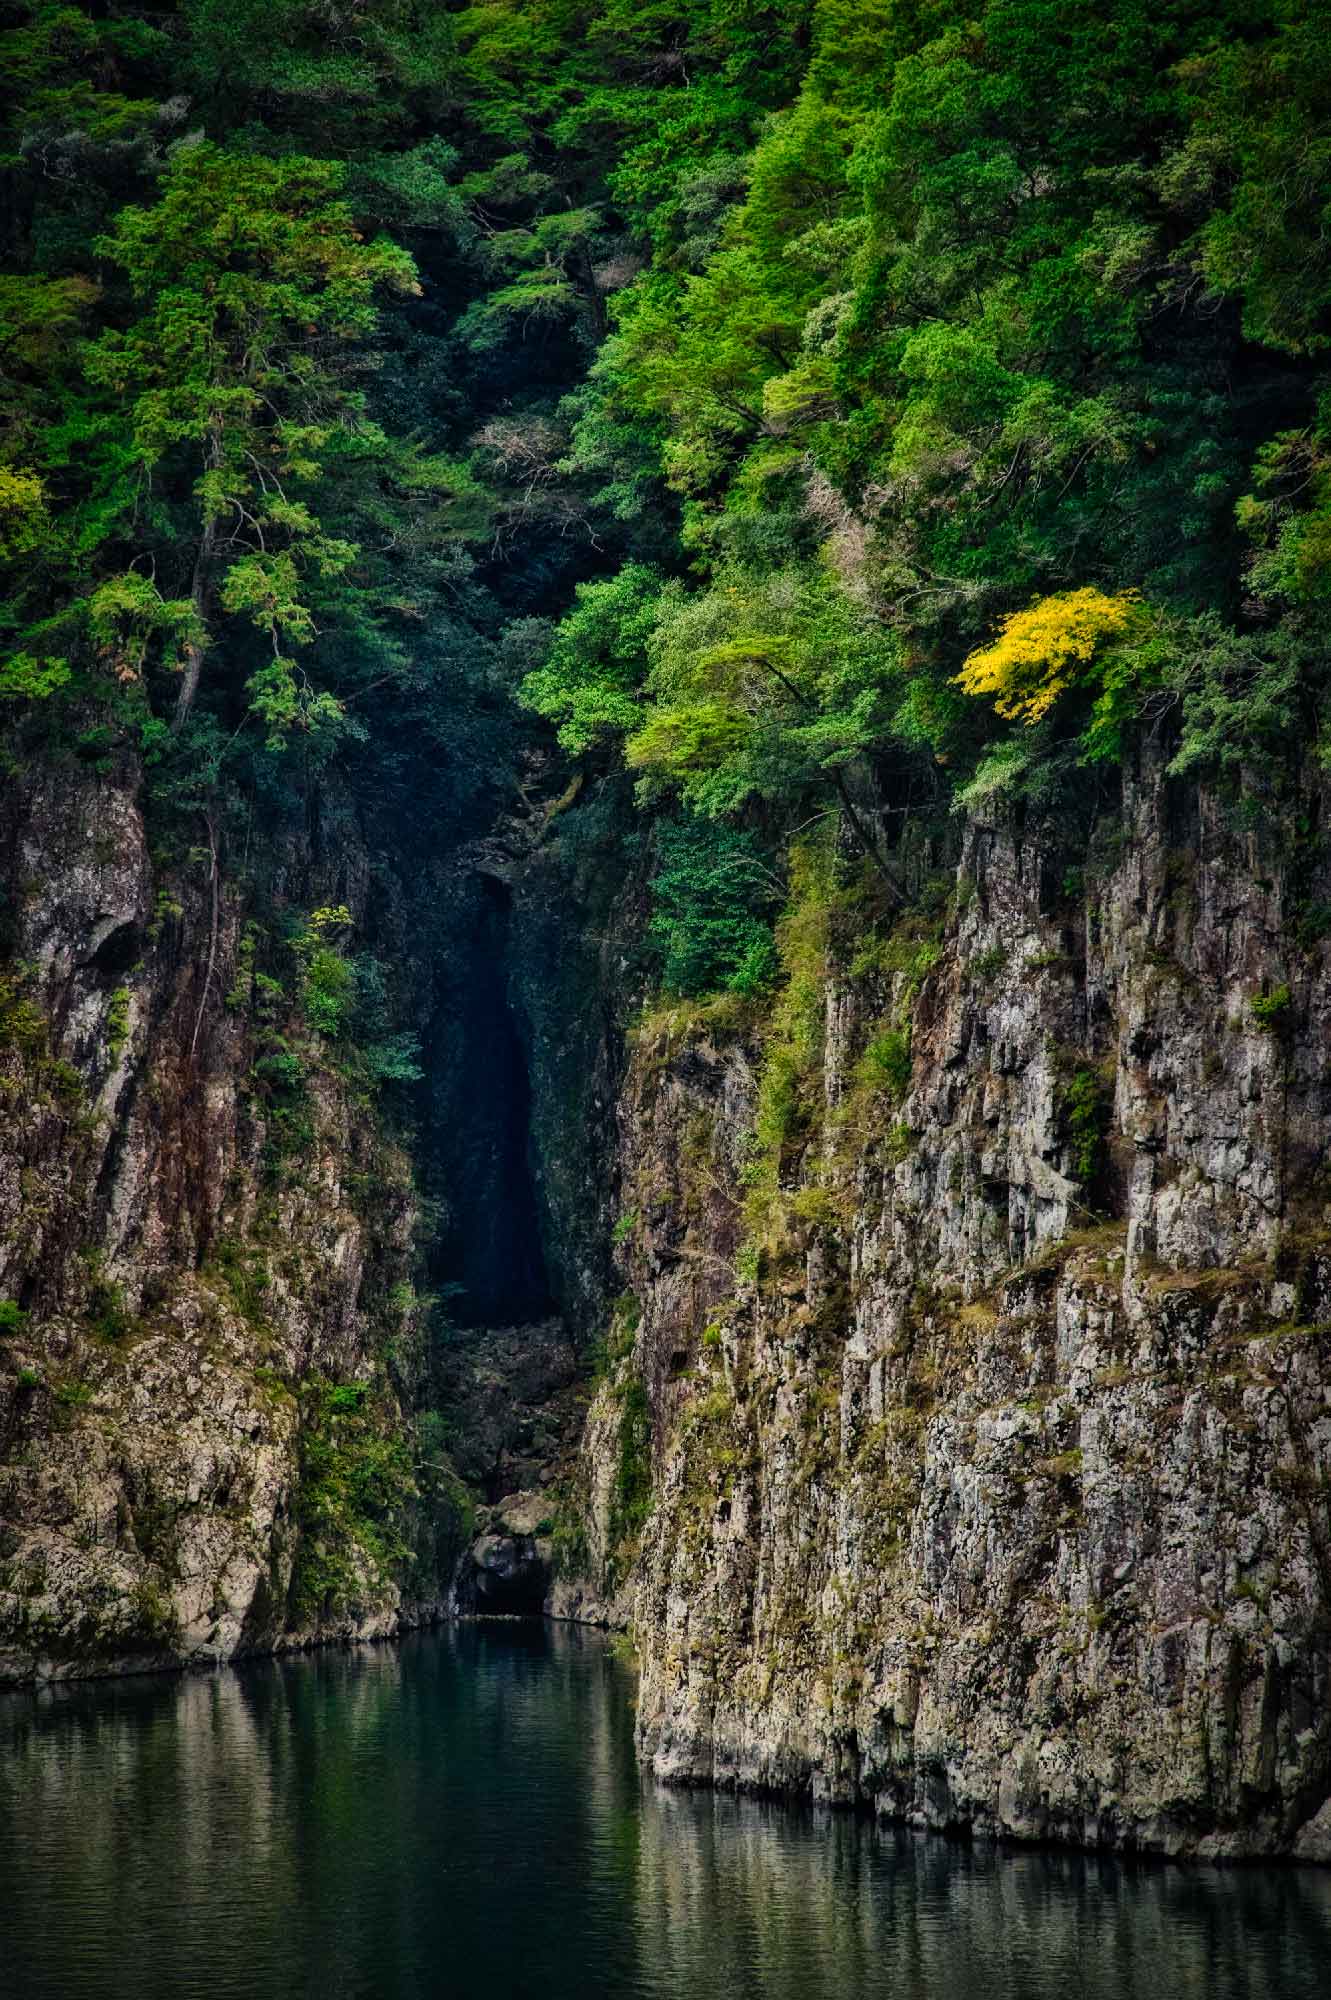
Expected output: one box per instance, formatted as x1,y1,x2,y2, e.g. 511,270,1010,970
424,870,554,1328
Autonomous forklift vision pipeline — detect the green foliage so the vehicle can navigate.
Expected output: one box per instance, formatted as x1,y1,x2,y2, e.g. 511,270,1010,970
0,651,69,701
84,142,418,726
0,973,51,1059
1251,984,1293,1031
517,0,1331,861
0,971,83,1104
884,1121,914,1167
857,1027,912,1101
361,1033,425,1087
0,1,489,803
238,908,423,1110
1166,623,1311,780
183,0,460,151
1060,1063,1113,1196
0,1300,26,1331
1182,13,1331,359
592,1291,641,1381
86,1272,136,1343
106,985,131,1057
969,946,1007,984
209,1237,271,1328
297,922,356,1040
291,1376,416,1621
127,1575,182,1649
4,0,1324,1012
520,564,662,753
648,815,778,998
609,1376,653,1556
1236,414,1331,608
626,574,903,846
737,830,838,1257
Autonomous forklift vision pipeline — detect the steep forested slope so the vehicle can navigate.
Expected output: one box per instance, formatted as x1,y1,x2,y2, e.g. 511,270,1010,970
5,1,1327,1010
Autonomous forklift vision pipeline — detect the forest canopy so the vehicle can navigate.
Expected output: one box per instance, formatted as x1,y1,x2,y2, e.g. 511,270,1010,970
1,0,1328,994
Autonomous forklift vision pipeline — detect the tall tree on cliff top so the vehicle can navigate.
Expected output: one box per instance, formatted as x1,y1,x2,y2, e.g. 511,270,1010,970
84,143,421,740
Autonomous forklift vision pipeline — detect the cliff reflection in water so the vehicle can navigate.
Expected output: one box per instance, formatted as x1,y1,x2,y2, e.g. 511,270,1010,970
633,1786,1331,1999
1,1626,1328,2000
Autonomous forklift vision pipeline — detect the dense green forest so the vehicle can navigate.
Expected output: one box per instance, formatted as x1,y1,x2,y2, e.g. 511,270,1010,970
2,0,1328,1001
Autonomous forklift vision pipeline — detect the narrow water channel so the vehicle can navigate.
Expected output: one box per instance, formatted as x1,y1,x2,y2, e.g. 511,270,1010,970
1,1625,1327,1999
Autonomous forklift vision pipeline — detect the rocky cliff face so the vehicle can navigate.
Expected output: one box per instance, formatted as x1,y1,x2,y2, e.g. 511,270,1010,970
6,712,1330,1864
570,742,1331,1860
0,717,627,1685
0,740,464,1679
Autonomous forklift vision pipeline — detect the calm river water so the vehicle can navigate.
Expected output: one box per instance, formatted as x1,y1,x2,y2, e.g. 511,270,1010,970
1,1624,1328,1998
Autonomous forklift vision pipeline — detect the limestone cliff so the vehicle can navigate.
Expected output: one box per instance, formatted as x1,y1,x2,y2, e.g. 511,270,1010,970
6,709,1331,1866
565,742,1331,1860
0,718,623,1683
0,740,465,1679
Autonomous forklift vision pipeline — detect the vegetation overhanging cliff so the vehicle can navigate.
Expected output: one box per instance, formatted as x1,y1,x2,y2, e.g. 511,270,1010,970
1,0,1329,1858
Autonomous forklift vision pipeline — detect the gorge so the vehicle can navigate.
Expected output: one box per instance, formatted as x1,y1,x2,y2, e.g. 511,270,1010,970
1,0,1330,1906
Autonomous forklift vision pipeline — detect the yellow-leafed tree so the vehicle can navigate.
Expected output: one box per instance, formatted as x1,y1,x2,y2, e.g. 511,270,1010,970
955,589,1142,724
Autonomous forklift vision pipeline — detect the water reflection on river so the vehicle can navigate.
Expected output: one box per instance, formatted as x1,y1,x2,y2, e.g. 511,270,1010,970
1,1624,1326,1998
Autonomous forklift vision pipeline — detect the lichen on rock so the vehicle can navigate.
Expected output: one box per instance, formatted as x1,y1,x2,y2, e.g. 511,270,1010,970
566,743,1331,1860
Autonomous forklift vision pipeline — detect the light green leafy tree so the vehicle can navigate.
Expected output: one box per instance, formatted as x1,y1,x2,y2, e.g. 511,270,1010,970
84,141,420,735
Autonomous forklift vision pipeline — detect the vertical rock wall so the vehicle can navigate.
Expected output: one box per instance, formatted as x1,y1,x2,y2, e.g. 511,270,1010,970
0,743,458,1678
572,745,1331,1858
6,713,1331,1866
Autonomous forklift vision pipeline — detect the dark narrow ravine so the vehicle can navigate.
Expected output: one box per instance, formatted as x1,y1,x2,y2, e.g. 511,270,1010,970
425,871,553,1329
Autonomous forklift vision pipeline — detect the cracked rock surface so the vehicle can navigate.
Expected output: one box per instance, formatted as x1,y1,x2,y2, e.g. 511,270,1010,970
570,746,1331,1859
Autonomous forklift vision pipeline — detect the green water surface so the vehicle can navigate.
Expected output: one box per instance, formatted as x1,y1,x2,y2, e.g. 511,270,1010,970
1,1624,1327,1998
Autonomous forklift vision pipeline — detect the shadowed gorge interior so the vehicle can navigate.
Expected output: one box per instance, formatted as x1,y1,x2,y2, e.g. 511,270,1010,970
426,873,553,1327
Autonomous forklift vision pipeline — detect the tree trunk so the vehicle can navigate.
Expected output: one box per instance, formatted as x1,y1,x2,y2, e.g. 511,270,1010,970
832,765,907,907
743,646,907,905
172,515,215,732
189,810,220,1061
